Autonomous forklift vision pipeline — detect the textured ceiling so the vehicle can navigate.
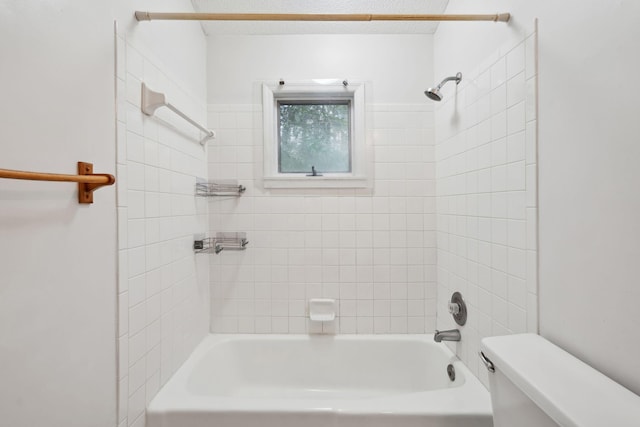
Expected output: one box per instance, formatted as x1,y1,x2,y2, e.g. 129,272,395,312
190,0,450,35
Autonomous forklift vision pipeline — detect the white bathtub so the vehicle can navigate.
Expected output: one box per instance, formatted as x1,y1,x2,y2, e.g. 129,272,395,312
147,334,492,427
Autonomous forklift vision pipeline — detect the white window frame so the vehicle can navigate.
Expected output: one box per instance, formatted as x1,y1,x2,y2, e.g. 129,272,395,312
262,80,368,188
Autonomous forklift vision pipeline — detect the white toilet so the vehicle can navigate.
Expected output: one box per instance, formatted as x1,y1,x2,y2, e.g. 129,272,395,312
480,333,640,427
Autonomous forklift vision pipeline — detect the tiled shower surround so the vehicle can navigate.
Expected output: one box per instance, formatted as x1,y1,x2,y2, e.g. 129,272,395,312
115,37,209,427
207,104,438,334
435,24,538,385
115,25,539,420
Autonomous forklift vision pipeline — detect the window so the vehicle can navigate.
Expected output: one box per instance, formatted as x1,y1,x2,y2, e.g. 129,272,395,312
262,80,369,188
278,101,351,174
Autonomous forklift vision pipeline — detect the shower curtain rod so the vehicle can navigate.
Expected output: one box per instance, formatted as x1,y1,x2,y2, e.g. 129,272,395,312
134,12,511,23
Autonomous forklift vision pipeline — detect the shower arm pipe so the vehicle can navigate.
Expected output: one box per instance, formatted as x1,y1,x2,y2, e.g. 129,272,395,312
435,74,462,89
0,162,115,204
135,12,511,23
141,83,215,146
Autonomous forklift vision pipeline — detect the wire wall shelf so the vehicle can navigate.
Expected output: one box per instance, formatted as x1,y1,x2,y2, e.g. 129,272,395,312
194,232,249,254
195,180,246,197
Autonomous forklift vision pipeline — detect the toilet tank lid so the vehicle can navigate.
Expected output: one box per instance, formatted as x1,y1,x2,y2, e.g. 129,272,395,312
481,334,640,427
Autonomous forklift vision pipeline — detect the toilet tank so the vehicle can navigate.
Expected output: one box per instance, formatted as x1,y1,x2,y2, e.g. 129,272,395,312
481,334,640,427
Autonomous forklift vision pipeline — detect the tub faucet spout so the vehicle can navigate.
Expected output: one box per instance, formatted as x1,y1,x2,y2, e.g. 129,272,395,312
434,329,461,342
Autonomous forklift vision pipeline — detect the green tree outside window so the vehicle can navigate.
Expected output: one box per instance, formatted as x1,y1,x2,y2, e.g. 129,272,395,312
278,102,351,173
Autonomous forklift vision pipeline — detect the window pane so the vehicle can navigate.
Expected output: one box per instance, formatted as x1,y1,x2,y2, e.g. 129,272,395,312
278,102,351,173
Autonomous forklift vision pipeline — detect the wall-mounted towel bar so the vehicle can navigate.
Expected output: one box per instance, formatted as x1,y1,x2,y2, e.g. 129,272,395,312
141,83,215,145
0,162,115,204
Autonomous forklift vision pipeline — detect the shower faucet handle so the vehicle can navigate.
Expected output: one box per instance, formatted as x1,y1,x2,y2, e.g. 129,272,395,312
448,292,467,326
448,302,461,315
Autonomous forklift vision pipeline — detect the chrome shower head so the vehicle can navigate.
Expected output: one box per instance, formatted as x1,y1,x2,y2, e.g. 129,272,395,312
425,72,462,101
425,88,443,101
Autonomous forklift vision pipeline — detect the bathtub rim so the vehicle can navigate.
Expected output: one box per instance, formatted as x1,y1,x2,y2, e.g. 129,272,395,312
147,333,492,418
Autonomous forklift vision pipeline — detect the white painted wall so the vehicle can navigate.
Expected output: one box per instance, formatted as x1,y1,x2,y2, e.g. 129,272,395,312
206,35,438,334
1,1,209,426
436,0,640,395
208,34,433,104
0,2,116,426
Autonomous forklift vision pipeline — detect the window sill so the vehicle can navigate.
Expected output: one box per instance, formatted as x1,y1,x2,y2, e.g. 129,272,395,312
263,175,369,189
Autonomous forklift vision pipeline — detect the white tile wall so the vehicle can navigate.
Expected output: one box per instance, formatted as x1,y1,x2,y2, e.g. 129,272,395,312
207,104,437,334
434,26,538,387
115,37,209,427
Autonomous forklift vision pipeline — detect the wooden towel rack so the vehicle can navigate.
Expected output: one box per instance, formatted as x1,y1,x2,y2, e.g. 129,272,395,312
0,162,115,204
